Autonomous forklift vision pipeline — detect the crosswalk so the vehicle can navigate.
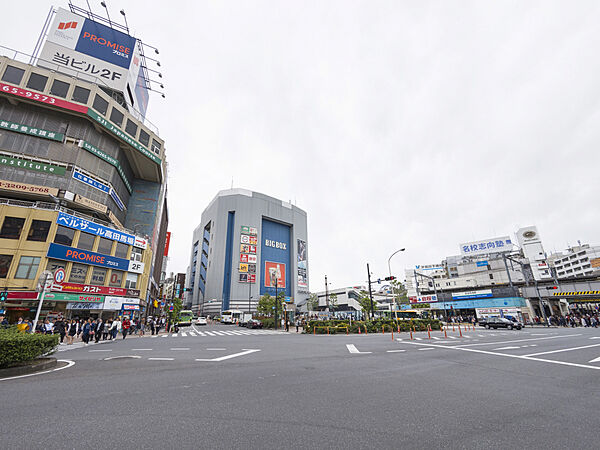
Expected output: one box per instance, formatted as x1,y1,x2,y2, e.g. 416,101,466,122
155,329,286,338
398,331,517,344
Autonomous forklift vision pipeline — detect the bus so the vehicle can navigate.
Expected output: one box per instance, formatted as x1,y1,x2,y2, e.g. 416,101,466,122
177,310,194,326
221,309,244,324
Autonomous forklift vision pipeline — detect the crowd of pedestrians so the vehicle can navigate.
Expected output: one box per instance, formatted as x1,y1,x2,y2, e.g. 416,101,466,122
0,314,169,345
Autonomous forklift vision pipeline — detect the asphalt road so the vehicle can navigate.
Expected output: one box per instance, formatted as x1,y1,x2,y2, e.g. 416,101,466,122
1,324,599,449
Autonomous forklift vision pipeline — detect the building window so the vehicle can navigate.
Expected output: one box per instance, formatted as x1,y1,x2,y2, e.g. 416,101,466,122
46,259,66,274
69,263,88,283
97,237,113,255
14,256,41,279
108,270,124,287
124,273,138,289
2,65,25,84
151,139,161,154
0,217,26,240
71,86,90,103
0,255,13,278
77,232,95,251
125,119,137,136
26,72,48,91
54,225,75,246
27,220,51,242
110,107,124,127
90,267,107,285
50,79,69,98
138,129,150,147
115,242,129,259
93,94,109,115
130,247,142,262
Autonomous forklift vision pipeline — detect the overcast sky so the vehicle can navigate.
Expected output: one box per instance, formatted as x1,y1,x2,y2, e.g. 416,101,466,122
4,1,600,291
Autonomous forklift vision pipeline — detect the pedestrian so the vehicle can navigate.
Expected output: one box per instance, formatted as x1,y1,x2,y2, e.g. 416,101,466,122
95,318,104,343
295,318,300,333
53,317,66,344
110,318,120,340
103,320,111,340
122,317,131,339
138,318,145,337
81,318,92,345
148,316,155,335
0,314,8,328
67,319,78,345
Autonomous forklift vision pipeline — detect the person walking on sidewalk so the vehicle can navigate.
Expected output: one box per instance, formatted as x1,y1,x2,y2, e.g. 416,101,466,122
53,317,66,344
66,319,78,345
95,318,104,343
81,319,92,345
122,317,131,339
110,318,121,340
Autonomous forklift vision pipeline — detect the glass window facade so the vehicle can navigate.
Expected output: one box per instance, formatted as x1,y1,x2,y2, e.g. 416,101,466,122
108,270,124,287
69,263,88,283
77,232,95,251
0,217,26,240
27,220,51,242
54,225,75,246
90,267,107,285
14,256,41,279
0,255,13,278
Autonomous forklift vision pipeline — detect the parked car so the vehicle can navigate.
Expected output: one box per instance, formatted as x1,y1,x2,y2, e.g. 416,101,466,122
195,316,207,326
247,319,263,329
480,317,521,330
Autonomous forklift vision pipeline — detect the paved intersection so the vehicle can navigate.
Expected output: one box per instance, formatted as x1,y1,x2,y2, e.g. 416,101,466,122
1,325,599,449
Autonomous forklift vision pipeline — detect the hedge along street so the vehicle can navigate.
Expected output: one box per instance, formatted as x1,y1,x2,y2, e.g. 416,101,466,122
77,140,133,194
0,154,66,175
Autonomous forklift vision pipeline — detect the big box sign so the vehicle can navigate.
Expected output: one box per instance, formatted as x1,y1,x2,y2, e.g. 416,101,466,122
260,218,291,298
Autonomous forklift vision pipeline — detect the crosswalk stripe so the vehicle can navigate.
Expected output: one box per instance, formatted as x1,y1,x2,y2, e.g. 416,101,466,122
432,337,441,340
197,331,206,336
181,332,187,337
171,334,178,338
415,337,422,341
161,334,168,338
448,336,458,339
205,331,217,336
189,332,196,336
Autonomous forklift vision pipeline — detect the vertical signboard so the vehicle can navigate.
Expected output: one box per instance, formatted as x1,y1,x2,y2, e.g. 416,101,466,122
260,219,291,297
239,225,257,283
297,239,308,288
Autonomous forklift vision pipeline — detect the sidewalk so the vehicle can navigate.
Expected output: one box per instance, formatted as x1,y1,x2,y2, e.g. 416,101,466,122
56,330,169,352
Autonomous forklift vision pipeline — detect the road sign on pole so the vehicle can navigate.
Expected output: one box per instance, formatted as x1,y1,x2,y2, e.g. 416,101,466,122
53,268,66,284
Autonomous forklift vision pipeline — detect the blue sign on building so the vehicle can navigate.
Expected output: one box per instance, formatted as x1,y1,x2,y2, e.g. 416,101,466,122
431,297,527,310
476,261,489,267
57,212,135,246
75,19,137,69
110,188,125,211
260,218,291,298
72,169,110,193
47,243,131,271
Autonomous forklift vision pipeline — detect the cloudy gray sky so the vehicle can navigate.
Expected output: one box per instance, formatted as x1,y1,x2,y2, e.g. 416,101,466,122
4,1,600,290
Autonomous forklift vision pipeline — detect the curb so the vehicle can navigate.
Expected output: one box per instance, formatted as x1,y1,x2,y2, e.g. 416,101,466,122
0,357,57,378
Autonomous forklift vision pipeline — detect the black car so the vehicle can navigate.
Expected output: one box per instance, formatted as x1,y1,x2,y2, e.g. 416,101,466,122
247,319,263,329
479,317,522,330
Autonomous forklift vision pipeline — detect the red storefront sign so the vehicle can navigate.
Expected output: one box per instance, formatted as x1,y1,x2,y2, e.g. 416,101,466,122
0,82,88,113
52,282,139,297
7,291,39,300
164,231,171,257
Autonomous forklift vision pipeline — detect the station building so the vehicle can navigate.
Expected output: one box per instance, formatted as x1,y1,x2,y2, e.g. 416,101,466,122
186,189,309,317
0,6,168,321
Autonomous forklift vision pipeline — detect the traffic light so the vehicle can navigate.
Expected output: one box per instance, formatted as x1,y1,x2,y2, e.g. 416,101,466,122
384,276,396,281
0,289,7,302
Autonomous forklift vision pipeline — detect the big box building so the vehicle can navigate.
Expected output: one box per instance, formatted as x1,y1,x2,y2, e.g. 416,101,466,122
186,189,309,316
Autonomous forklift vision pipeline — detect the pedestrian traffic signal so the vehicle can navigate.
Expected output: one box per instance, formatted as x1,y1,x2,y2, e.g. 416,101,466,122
384,276,396,281
0,289,7,302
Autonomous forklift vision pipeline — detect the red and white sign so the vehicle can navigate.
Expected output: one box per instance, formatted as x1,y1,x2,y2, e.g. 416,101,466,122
122,304,140,310
52,282,139,297
134,236,148,249
240,254,248,263
163,231,171,257
0,83,88,113
248,255,257,264
248,274,256,283
264,261,285,288
7,291,39,300
53,268,66,284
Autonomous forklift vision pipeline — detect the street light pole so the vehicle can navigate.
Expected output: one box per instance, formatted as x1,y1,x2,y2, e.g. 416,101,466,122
274,277,278,330
387,248,405,319
325,275,329,315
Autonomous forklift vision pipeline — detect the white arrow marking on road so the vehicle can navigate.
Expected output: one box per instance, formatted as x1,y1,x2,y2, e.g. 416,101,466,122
494,346,521,350
589,356,600,363
346,344,372,354
195,349,261,362
103,356,141,360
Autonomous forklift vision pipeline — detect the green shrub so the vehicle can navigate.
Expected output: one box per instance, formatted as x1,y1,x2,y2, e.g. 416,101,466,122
258,317,275,329
304,318,441,334
0,326,59,369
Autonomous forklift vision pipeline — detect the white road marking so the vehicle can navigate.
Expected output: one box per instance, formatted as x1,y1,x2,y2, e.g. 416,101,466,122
402,341,600,371
207,348,226,350
448,336,458,340
161,335,169,338
170,348,190,351
414,337,422,341
396,338,403,341
346,344,372,354
589,356,600,363
387,350,406,353
418,348,434,351
132,349,153,351
195,349,261,362
0,359,75,381
590,337,600,340
463,335,471,338
171,334,178,338
432,337,441,340
205,331,217,336
494,346,521,350
523,343,600,357
454,334,581,348
148,357,174,361
478,334,485,337
197,331,206,336
189,332,197,336
103,356,141,360
89,349,112,352
181,332,187,337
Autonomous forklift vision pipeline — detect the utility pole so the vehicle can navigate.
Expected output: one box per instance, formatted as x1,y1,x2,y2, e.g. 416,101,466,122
248,281,252,315
325,275,329,315
274,277,278,330
367,263,374,320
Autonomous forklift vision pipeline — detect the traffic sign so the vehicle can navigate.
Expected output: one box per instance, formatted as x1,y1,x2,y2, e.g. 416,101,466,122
169,305,174,311
53,268,66,284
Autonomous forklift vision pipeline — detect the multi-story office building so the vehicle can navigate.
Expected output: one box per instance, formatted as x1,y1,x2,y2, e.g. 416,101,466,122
186,189,309,316
0,6,168,321
549,244,600,279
